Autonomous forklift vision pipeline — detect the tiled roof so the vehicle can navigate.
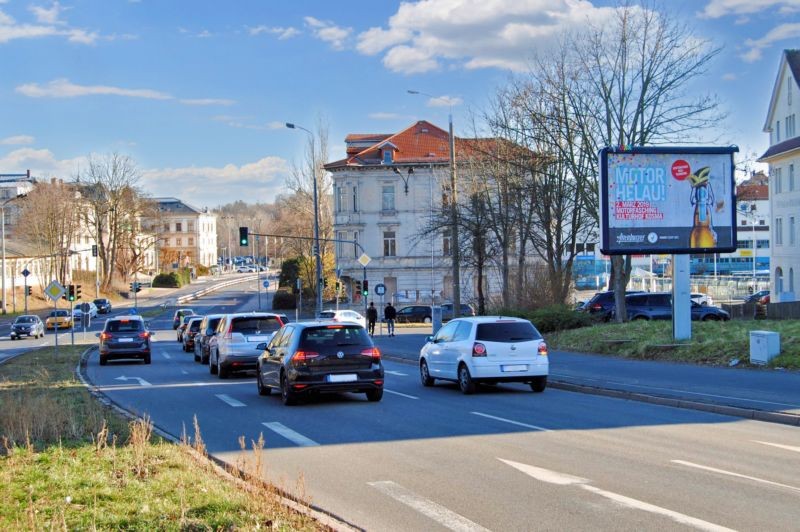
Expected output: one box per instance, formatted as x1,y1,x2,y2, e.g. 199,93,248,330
759,135,800,161
736,184,768,201
153,197,209,215
344,133,392,142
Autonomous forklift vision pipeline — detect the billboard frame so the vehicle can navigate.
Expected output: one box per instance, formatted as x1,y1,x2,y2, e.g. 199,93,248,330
599,145,739,256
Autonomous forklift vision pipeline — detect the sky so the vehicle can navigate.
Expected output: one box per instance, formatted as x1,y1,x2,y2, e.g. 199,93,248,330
0,0,797,208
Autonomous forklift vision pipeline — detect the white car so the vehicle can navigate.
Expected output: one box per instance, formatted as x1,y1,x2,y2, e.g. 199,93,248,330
419,316,548,394
209,312,285,378
691,293,714,306
318,309,367,329
72,301,99,319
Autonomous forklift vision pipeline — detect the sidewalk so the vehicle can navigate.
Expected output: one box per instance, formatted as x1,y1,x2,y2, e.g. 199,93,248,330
373,332,800,427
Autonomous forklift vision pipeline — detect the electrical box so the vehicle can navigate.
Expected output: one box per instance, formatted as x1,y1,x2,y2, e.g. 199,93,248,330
750,331,780,365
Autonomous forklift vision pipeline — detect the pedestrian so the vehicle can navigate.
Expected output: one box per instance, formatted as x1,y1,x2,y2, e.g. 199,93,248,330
366,302,378,336
384,302,397,337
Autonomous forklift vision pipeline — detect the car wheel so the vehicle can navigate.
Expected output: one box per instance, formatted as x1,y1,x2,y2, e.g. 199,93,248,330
209,352,218,374
217,359,228,379
281,373,297,406
201,351,209,365
529,376,547,393
144,353,151,365
633,315,648,321
257,371,271,396
458,364,476,395
420,360,435,386
366,388,383,402
423,316,432,324
702,315,719,321
99,355,107,366
193,350,200,362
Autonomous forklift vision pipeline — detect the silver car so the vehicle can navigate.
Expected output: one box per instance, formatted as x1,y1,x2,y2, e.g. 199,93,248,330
10,315,45,340
209,312,286,378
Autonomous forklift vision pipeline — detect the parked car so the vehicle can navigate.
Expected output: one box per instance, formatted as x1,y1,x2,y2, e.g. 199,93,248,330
172,308,195,329
441,303,476,321
577,290,644,321
236,266,256,273
45,309,74,330
193,313,225,364
10,315,44,340
176,314,196,342
395,305,432,324
744,290,769,303
182,317,204,352
93,298,113,314
209,312,286,378
97,315,154,365
690,293,714,306
72,301,99,319
623,292,730,321
318,309,366,329
419,316,548,394
255,321,384,405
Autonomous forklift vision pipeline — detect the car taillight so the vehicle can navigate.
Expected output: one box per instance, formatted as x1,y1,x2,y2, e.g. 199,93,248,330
100,332,112,341
291,350,319,365
138,332,150,339
361,347,381,362
538,343,548,356
590,303,603,311
472,342,487,357
224,322,233,340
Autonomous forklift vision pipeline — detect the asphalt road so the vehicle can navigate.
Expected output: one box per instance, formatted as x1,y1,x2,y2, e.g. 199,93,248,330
79,284,800,531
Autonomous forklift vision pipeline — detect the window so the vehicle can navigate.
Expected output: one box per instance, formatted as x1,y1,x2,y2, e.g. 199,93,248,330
164,223,170,232
188,221,194,232
775,168,783,194
775,217,783,246
776,267,784,294
336,231,345,258
188,237,194,246
382,149,393,164
443,234,451,256
791,268,795,294
176,222,182,232
353,231,359,258
336,185,346,212
787,115,796,138
383,231,396,256
176,237,182,246
791,217,796,246
791,164,795,191
777,120,781,143
757,239,770,249
352,186,359,212
453,321,473,342
736,240,752,249
790,77,794,106
382,185,395,211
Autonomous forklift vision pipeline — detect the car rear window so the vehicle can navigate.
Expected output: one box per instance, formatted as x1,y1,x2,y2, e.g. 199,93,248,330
189,320,202,331
476,321,542,343
231,316,282,334
107,320,144,332
299,325,371,348
319,312,336,319
207,317,222,332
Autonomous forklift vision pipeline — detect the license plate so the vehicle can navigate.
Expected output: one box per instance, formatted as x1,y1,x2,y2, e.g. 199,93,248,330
328,374,357,383
118,338,134,343
502,364,528,372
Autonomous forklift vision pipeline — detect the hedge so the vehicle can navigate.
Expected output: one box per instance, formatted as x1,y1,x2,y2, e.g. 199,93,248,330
493,304,593,334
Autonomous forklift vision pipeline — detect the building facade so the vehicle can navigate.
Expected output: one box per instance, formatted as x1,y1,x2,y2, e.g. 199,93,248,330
760,49,800,301
147,198,218,269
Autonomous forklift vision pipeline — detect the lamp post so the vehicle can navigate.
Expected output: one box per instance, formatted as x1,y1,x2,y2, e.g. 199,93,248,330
408,90,461,315
286,122,323,318
2,194,26,315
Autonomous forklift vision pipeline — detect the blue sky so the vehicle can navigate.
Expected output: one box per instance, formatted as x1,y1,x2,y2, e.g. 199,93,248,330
0,0,797,207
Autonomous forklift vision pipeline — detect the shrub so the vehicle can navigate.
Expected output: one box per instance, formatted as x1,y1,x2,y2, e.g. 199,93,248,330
152,272,181,288
493,304,593,334
195,264,210,276
272,289,297,310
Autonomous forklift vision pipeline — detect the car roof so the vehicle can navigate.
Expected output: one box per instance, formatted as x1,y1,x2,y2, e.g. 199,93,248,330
222,312,283,319
106,315,144,322
448,316,529,324
16,315,39,319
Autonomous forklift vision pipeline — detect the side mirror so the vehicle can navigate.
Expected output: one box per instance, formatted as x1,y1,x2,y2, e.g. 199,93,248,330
426,335,435,343
95,332,101,338
256,342,268,351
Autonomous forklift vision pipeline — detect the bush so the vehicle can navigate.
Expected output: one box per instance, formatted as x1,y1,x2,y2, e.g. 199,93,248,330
272,289,297,310
152,272,181,288
494,304,593,334
195,264,210,276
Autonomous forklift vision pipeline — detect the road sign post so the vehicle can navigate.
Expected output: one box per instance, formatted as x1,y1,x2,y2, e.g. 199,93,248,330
44,280,65,354
375,283,387,337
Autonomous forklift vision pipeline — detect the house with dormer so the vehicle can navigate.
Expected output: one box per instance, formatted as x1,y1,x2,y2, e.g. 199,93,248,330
760,49,800,301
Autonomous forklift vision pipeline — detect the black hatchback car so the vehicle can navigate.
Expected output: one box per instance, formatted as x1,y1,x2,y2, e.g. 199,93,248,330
578,290,644,321
97,316,153,365
256,322,384,405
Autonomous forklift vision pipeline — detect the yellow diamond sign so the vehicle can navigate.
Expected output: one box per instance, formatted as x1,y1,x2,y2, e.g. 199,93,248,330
45,280,66,301
357,253,371,267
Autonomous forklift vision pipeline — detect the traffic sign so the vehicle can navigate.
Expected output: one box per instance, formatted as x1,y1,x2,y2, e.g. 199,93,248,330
21,268,30,277
358,253,371,267
375,283,386,296
263,280,270,288
44,280,65,301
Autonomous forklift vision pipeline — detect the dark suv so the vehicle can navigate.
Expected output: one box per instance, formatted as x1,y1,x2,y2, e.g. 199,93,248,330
623,292,730,321
441,303,476,321
94,298,112,314
97,316,153,365
256,322,384,405
395,305,432,323
578,290,644,321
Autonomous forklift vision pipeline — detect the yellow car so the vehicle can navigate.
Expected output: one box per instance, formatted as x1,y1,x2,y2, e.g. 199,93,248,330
46,309,74,330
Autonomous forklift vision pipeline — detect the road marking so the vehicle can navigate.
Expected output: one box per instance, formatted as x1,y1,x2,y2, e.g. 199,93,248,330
368,480,490,532
672,459,800,493
113,376,152,386
215,394,246,407
262,422,319,447
501,459,734,532
471,411,550,432
384,370,407,376
162,352,171,359
384,389,418,399
753,440,800,454
181,369,188,375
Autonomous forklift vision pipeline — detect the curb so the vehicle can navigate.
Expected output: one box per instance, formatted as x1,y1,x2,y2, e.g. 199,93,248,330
75,347,360,532
382,354,800,427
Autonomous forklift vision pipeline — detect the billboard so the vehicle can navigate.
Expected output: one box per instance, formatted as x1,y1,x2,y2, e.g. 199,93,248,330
600,146,738,255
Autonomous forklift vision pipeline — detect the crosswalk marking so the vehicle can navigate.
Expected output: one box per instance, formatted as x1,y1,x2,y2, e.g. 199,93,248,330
262,422,319,447
215,394,246,407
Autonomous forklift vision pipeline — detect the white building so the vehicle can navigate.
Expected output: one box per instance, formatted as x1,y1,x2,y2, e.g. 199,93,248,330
146,198,218,269
760,49,800,301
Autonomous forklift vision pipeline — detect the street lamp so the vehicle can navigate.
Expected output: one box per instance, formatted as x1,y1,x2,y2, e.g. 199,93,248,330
407,90,461,315
286,122,323,318
2,194,27,314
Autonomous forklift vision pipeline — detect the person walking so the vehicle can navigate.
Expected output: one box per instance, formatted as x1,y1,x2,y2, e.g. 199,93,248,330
384,302,397,337
366,302,378,336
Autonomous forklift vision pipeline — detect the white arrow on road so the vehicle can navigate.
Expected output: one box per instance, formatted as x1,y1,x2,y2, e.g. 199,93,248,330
114,376,152,386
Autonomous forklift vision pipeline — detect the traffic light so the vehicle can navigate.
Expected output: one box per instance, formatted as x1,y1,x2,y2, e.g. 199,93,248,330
91,244,98,257
75,284,82,300
323,278,329,288
354,280,362,296
335,281,341,292
66,284,76,302
239,227,249,246
362,280,369,296
130,282,141,293
25,286,32,296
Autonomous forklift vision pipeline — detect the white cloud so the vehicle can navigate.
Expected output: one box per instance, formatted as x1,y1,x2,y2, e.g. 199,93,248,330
30,1,68,25
700,0,800,19
368,112,406,120
304,16,352,50
197,29,212,38
741,22,800,62
248,25,300,40
427,95,463,108
16,78,235,106
0,3,102,45
0,135,35,145
721,73,737,81
141,156,290,206
353,0,620,75
0,147,86,179
0,9,13,25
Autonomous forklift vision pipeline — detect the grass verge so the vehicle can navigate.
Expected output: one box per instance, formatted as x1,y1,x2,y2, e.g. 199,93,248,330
547,319,800,369
0,346,323,530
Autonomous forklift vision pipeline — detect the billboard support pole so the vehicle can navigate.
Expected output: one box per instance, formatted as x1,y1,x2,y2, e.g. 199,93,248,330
672,254,691,341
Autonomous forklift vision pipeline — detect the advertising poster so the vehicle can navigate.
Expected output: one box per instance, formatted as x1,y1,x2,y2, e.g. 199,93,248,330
600,146,738,255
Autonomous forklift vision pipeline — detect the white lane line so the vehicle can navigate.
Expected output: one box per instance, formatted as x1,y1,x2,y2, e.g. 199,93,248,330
471,411,550,432
215,394,246,407
368,480,490,532
181,369,189,375
262,422,319,447
385,370,408,376
162,352,171,359
753,440,800,454
672,459,800,493
384,389,418,400
500,459,734,532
